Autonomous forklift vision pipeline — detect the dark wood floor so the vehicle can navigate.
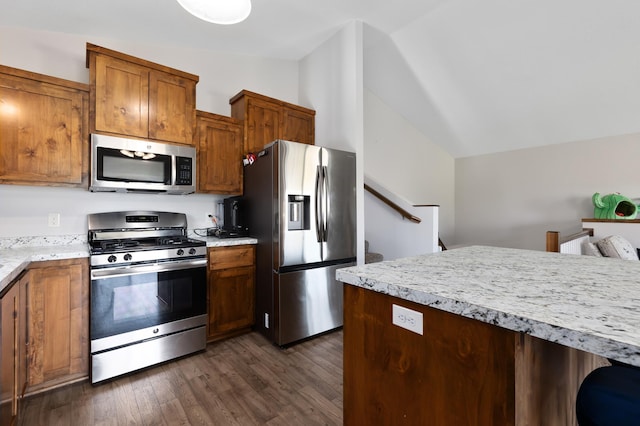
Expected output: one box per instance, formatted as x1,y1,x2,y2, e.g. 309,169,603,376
18,330,343,426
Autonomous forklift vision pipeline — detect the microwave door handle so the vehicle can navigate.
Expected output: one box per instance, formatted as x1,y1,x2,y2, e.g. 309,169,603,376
315,165,323,243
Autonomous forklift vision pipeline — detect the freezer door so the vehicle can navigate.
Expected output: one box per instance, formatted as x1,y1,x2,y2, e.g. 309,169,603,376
275,262,352,346
278,141,323,267
321,147,357,262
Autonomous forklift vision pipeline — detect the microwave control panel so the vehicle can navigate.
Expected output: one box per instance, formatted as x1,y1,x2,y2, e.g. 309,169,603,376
176,156,193,185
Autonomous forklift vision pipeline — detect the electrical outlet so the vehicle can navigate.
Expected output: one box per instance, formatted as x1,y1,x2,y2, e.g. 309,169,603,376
48,213,60,228
392,304,423,335
206,213,217,227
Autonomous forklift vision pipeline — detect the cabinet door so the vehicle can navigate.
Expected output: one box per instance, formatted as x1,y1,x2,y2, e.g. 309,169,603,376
282,108,315,145
208,266,255,339
1,282,19,423
149,70,196,145
245,97,281,155
196,113,243,194
26,259,88,391
0,73,87,186
0,274,27,425
93,54,149,139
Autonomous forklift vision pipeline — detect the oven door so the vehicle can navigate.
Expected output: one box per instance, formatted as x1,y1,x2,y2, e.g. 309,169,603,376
90,259,206,353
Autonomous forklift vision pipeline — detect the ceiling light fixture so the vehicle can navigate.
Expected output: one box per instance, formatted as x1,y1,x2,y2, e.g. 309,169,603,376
176,0,252,25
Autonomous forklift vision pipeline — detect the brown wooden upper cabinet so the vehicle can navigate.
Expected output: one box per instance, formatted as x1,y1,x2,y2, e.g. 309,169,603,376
0,65,89,187
229,90,315,155
196,111,243,195
86,43,199,146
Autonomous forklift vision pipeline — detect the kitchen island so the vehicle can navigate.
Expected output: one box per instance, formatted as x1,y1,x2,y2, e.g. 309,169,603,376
337,246,639,425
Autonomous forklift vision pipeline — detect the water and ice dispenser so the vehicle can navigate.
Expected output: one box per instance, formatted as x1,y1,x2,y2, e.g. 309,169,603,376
288,195,310,230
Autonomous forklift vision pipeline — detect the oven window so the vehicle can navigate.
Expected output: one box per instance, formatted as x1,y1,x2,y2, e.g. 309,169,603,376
97,147,171,184
91,267,206,341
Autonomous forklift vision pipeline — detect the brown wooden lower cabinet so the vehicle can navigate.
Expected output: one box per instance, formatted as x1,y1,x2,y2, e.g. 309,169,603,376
1,272,27,426
207,245,255,342
25,258,89,393
343,285,608,426
1,256,89,426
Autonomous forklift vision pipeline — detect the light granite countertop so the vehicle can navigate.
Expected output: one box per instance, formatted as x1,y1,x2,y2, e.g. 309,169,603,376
0,234,257,294
0,242,90,293
336,245,640,367
194,235,258,247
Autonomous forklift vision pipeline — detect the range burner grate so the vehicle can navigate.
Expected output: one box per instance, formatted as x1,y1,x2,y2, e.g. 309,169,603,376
99,240,141,251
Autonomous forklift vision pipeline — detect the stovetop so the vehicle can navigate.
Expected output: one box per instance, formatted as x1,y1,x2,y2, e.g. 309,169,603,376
89,236,205,255
87,211,207,268
89,237,207,268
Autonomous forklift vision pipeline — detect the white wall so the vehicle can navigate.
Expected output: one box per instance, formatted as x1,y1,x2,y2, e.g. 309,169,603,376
299,22,365,264
0,185,220,238
363,89,455,245
0,26,301,238
0,26,299,115
454,132,640,251
364,177,439,260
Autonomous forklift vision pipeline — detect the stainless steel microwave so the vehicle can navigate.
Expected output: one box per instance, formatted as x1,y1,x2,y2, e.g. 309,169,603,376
90,134,196,194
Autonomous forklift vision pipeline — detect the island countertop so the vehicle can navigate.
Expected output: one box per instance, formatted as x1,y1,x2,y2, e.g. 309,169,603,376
336,245,640,367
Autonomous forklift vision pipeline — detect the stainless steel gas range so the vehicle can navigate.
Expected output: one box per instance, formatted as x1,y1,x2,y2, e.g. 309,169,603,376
87,211,207,383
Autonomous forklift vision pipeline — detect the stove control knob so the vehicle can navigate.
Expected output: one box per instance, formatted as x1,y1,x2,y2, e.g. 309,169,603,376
124,253,132,261
189,248,196,255
108,255,117,263
177,249,185,256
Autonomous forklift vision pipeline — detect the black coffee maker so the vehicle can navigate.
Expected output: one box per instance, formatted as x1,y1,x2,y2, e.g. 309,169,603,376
218,196,249,238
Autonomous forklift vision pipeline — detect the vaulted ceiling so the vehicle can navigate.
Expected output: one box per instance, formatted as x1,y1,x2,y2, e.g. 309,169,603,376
3,0,640,158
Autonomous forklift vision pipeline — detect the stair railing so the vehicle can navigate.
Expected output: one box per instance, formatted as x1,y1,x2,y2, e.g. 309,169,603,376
364,183,446,250
364,183,421,223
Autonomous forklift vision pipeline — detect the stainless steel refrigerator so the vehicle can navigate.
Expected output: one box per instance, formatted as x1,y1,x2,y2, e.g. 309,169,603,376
244,140,356,346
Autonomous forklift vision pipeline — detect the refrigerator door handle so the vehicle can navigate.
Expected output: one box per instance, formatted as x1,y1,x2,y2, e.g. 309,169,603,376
315,165,323,242
322,165,329,242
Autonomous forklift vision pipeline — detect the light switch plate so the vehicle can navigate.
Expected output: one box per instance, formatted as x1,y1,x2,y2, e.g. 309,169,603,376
392,304,423,335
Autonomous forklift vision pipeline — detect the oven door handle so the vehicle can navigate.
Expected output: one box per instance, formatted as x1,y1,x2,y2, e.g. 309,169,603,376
91,258,207,279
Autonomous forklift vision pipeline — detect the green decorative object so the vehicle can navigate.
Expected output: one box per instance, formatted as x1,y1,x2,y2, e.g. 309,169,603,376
592,192,638,220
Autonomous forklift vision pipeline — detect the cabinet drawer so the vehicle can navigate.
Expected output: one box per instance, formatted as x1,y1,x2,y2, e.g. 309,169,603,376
208,245,255,270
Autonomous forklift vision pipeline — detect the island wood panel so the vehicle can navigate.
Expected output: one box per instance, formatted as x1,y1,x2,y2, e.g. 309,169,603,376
344,284,609,426
515,333,609,426
344,285,516,426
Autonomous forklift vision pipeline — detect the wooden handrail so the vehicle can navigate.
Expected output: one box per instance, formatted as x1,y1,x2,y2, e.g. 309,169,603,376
364,183,421,223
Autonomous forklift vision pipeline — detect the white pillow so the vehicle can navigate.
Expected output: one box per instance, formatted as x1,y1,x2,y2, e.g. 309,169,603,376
581,241,603,257
596,235,639,260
